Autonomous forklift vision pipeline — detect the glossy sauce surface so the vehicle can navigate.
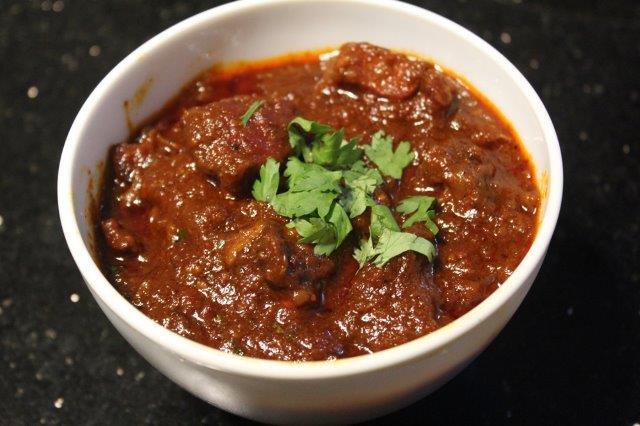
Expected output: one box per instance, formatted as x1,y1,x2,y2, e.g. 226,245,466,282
99,43,540,360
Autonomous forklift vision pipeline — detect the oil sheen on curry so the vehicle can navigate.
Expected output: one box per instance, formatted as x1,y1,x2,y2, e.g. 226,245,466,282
99,43,540,360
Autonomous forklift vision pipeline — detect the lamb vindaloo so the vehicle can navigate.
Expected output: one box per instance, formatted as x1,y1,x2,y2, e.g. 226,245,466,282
98,43,540,360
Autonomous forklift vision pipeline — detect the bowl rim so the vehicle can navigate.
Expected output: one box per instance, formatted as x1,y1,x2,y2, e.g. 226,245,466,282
57,0,563,380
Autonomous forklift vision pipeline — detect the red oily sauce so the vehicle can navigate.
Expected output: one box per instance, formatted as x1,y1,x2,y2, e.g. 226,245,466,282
98,43,540,360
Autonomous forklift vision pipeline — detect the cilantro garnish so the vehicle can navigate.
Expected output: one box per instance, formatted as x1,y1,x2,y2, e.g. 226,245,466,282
341,161,383,218
284,157,343,193
252,116,436,265
271,190,339,219
240,100,264,126
397,195,439,235
363,131,415,179
288,117,363,168
290,217,334,247
288,117,333,161
353,204,436,268
289,202,352,256
252,158,280,202
369,204,400,238
369,229,436,267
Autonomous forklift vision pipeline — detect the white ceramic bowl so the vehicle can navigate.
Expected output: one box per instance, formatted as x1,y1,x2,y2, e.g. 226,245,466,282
58,0,562,423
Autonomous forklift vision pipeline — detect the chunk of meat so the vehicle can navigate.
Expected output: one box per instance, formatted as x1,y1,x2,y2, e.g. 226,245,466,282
456,101,512,148
399,66,460,122
401,141,497,213
421,66,459,115
286,239,336,285
222,220,288,287
323,42,425,99
333,253,440,354
101,218,138,252
178,96,293,194
111,138,154,183
221,220,336,304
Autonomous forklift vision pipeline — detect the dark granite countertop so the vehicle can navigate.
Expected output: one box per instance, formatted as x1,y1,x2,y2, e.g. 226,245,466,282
1,1,638,424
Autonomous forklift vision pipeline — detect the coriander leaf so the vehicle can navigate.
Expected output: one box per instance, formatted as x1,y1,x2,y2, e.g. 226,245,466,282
313,242,336,256
369,204,400,240
288,117,363,168
311,129,342,165
251,158,280,202
271,190,338,218
292,218,335,246
284,157,342,193
420,209,439,236
344,160,368,175
343,161,383,189
342,164,383,217
335,138,364,167
311,131,363,168
288,117,333,139
290,202,352,256
288,117,333,161
353,237,375,268
326,202,352,249
396,195,433,215
397,195,439,234
371,229,436,267
353,203,436,268
421,209,437,229
363,130,415,179
341,188,370,219
240,100,264,126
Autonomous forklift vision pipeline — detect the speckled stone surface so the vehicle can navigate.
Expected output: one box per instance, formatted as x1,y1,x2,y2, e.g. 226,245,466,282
0,1,638,424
